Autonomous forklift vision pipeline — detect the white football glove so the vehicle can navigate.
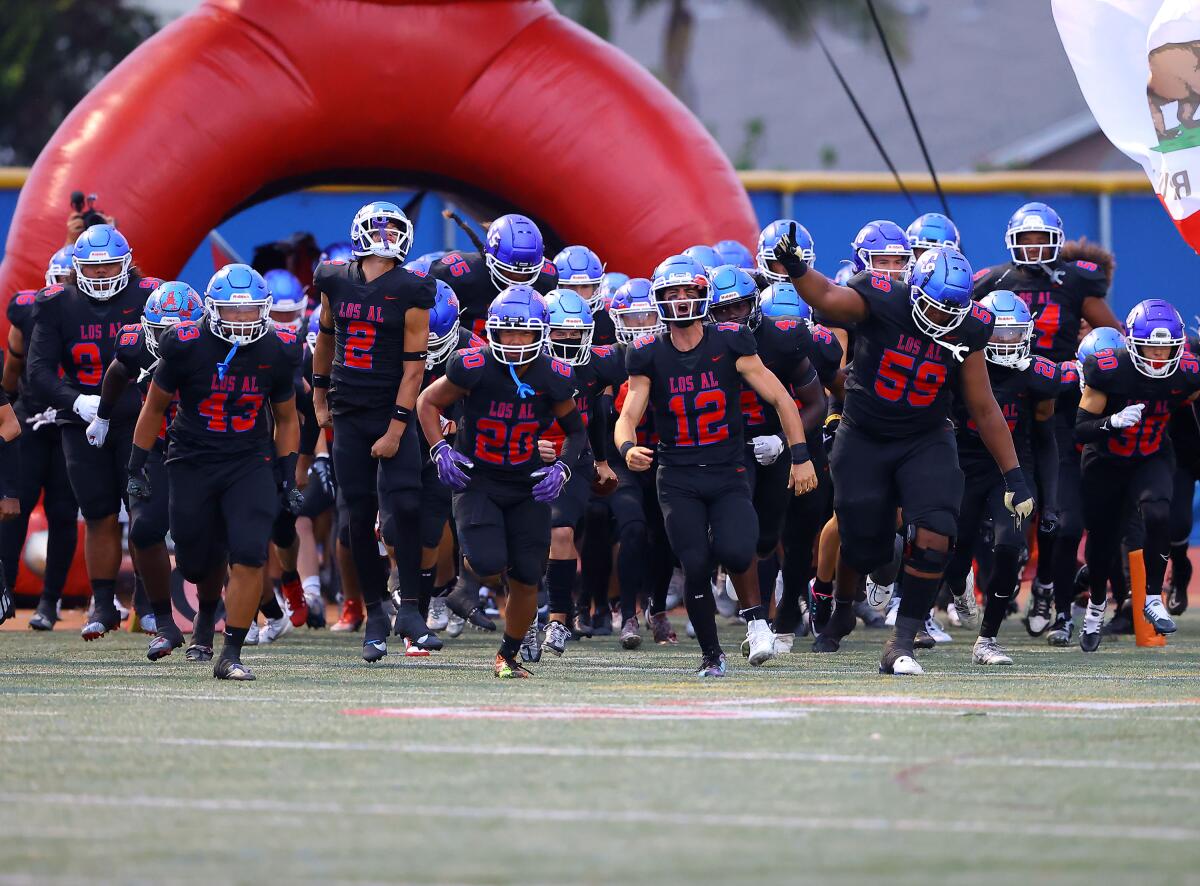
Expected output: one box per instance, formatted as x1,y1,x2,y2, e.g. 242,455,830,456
1108,403,1144,430
26,408,57,430
85,416,110,447
751,434,785,466
72,394,101,424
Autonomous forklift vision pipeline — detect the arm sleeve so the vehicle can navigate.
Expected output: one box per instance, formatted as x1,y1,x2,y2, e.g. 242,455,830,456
95,359,130,422
1075,408,1116,444
1032,415,1059,513
27,298,78,411
586,392,608,457
0,436,17,499
556,405,588,472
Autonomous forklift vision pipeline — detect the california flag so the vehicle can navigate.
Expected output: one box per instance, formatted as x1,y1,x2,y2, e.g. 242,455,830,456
1054,0,1200,253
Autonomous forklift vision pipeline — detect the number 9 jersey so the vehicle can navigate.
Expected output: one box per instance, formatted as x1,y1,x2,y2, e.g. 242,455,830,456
152,321,301,462
843,271,993,439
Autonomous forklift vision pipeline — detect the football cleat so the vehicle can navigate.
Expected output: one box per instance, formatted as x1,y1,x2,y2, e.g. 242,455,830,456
213,658,256,681
362,610,391,662
649,612,677,645
28,600,58,631
924,613,952,643
137,613,158,635
1080,601,1105,653
879,640,923,676
696,653,728,678
258,614,292,644
1102,602,1134,636
773,632,795,654
573,611,594,638
304,590,326,628
1166,555,1191,615
745,618,776,666
884,596,899,627
619,616,642,650
854,599,887,629
185,644,214,662
81,605,121,641
445,583,496,631
445,612,466,638
280,577,308,627
244,622,260,646
482,594,500,618
865,577,894,611
519,621,542,662
426,596,449,631
393,603,443,649
494,652,532,679
543,619,571,656
146,630,184,662
1023,579,1053,636
1143,597,1177,634
330,598,364,632
1046,613,1074,646
592,608,615,636
945,602,962,628
951,572,979,630
913,630,936,650
810,633,842,653
362,639,388,662
972,636,1013,666
403,638,431,657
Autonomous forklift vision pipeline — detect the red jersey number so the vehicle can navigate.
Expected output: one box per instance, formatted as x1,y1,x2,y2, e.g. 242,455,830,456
71,342,103,386
197,392,265,433
873,348,947,408
344,321,376,370
473,418,538,466
667,389,729,447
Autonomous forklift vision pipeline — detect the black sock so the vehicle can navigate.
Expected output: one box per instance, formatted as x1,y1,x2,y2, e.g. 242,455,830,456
812,577,833,600
499,633,523,660
738,605,766,622
281,569,300,586
151,595,177,636
823,598,856,638
897,571,940,622
757,553,779,608
221,626,248,662
260,596,284,620
90,579,117,613
891,614,923,655
980,591,1010,639
419,568,435,619
546,558,576,618
132,573,151,618
684,578,722,659
1035,529,1055,584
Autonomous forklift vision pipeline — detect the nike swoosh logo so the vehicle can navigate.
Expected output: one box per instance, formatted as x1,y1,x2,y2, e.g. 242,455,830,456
384,295,400,301
711,356,722,362
258,364,271,369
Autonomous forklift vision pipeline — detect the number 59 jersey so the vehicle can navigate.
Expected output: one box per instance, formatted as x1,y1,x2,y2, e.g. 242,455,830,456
625,323,757,467
843,272,993,439
152,321,301,462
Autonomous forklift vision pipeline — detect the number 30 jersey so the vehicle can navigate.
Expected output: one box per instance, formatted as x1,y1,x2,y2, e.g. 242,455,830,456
843,271,993,440
625,323,756,467
444,347,577,482
313,258,436,414
153,322,300,463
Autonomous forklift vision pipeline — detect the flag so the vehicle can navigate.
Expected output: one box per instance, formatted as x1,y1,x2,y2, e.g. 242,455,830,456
1053,0,1200,253
207,229,243,270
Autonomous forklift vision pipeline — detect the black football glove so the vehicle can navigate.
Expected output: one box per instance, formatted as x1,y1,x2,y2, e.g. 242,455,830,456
1038,509,1061,536
310,454,335,498
275,453,304,516
0,574,12,625
822,412,841,455
126,467,152,501
772,221,809,279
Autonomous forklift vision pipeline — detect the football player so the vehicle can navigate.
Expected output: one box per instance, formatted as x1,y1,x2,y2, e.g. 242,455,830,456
713,239,756,271
1075,299,1200,651
88,281,204,660
127,264,303,680
554,245,616,347
905,212,961,261
311,201,436,662
614,255,817,677
0,385,19,625
417,286,586,679
26,224,161,640
757,220,815,286
774,230,1032,676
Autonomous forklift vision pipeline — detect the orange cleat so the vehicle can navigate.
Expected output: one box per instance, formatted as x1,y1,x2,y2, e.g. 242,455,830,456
494,652,532,679
281,577,308,627
331,598,364,632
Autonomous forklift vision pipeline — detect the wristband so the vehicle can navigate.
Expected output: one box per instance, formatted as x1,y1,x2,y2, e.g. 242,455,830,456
789,442,811,464
311,374,330,389
400,351,428,363
318,323,334,336
393,405,413,423
128,444,150,473
1002,467,1027,491
430,440,450,458
619,440,634,460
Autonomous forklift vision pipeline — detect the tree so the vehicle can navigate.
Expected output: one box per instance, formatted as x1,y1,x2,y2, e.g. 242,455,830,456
556,0,908,108
0,0,158,165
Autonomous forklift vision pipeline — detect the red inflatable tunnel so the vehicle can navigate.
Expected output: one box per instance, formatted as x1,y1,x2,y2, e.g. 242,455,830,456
0,0,758,305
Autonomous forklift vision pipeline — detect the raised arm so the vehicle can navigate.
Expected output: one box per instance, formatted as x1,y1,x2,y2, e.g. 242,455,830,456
772,223,869,325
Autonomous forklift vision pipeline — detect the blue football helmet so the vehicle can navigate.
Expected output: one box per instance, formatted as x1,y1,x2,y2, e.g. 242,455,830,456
1076,326,1126,363
319,241,354,265
46,246,73,287
428,280,461,368
598,272,629,311
544,288,595,366
851,220,911,278
143,281,204,357
415,250,447,265
906,213,961,257
486,285,549,365
264,269,306,333
1005,202,1063,265
683,245,723,275
706,264,761,329
758,220,814,283
73,224,132,301
205,263,273,345
349,201,413,262
486,214,545,289
759,282,812,322
1126,298,1186,378
713,239,755,270
609,278,664,343
306,309,322,351
404,256,433,276
908,246,974,339
978,290,1033,367
651,254,710,324
553,245,605,308
832,262,855,286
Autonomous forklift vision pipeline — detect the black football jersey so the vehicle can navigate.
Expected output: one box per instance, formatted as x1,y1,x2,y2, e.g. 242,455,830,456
740,317,817,438
843,272,993,439
27,275,161,424
313,259,436,414
625,323,756,467
6,289,43,416
114,323,176,449
1082,349,1200,463
444,346,576,481
592,309,617,348
808,322,845,390
153,322,300,462
429,251,558,338
418,328,486,455
953,355,1061,467
972,259,1108,363
544,344,627,456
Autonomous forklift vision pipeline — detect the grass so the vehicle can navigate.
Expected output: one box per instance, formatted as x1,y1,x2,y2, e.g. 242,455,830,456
2,612,1199,885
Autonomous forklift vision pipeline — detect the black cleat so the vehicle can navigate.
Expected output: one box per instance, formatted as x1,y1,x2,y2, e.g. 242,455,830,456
853,600,887,629
591,610,614,636
29,600,58,631
81,605,121,641
393,603,443,650
1101,603,1134,636
445,583,496,631
913,630,936,650
810,633,841,653
1166,557,1190,616
879,639,923,675
146,630,185,662
362,609,391,662
185,644,213,662
1080,629,1102,653
213,658,256,681
573,610,594,638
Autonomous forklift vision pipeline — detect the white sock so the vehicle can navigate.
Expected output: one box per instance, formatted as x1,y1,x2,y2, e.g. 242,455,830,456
302,576,321,596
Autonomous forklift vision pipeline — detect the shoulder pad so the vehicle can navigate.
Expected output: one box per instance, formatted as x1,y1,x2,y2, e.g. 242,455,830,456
14,291,36,306
120,323,141,334
549,357,573,378
275,327,298,345
631,334,656,350
38,285,65,301
1059,361,1080,383
715,321,742,333
139,277,163,290
1074,260,1098,272
170,321,201,344
458,345,484,356
321,259,348,267
118,326,143,347
467,333,486,348
969,302,994,325
868,273,893,292
811,324,835,344
771,317,803,332
1032,356,1057,374
591,344,617,359
541,260,558,276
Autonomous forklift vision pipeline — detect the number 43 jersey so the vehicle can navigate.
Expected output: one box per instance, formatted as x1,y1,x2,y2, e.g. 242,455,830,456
625,323,757,467
153,321,301,462
843,272,993,440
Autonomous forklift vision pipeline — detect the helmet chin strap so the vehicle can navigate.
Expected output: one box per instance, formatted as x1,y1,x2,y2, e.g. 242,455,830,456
508,362,534,399
933,338,968,362
216,341,239,381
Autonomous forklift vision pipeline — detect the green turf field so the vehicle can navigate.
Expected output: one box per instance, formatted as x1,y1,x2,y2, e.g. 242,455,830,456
2,616,1199,885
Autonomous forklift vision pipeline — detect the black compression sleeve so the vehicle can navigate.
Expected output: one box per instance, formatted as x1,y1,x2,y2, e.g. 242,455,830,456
556,407,587,474
1032,416,1059,513
1074,408,1115,444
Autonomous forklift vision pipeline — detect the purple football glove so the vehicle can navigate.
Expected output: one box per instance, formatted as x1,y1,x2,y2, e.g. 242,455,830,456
531,461,571,503
431,441,473,490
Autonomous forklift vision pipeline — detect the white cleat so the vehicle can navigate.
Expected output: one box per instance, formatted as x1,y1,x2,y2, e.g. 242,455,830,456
259,614,292,644
1080,600,1105,653
924,611,953,643
951,572,979,630
867,578,894,611
245,622,260,646
746,618,776,666
426,597,449,631
884,596,899,627
880,642,923,676
1143,597,1177,634
445,612,466,638
972,636,1013,666
772,632,795,654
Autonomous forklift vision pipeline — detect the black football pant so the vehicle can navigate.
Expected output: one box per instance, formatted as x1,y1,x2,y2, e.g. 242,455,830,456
778,446,832,634
453,477,550,586
60,422,132,521
610,458,673,621
1051,426,1084,617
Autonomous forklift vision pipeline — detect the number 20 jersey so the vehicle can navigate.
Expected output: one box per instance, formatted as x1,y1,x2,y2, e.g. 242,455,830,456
625,323,757,467
153,321,301,462
843,272,993,440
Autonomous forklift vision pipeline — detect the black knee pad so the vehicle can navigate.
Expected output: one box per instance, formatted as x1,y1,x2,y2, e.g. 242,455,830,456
903,526,953,575
1140,498,1170,537
271,511,297,549
128,518,166,551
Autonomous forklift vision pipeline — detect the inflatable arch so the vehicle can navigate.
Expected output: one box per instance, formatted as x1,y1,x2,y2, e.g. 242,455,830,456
0,0,758,310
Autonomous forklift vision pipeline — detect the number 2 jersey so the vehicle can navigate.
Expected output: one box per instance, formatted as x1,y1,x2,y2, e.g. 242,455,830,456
1081,348,1200,464
313,258,436,415
951,356,1061,470
444,347,577,483
843,272,993,439
625,323,757,467
153,321,301,462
